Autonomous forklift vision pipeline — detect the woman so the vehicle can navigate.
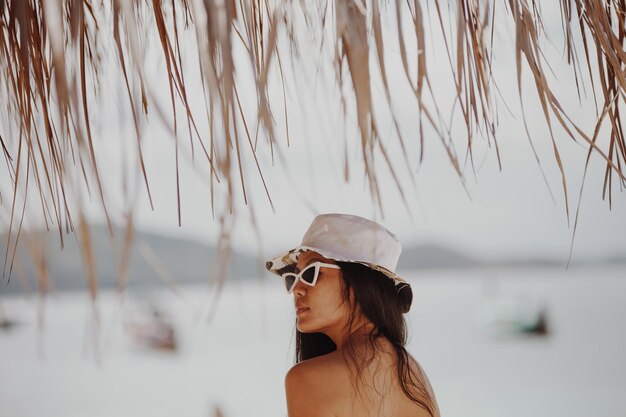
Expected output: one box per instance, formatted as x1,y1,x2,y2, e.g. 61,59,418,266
265,213,439,417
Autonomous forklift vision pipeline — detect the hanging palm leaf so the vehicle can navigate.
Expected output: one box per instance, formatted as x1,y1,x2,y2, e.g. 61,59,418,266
1,0,625,296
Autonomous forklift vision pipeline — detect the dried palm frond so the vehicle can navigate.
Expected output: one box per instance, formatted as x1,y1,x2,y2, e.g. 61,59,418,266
1,0,625,299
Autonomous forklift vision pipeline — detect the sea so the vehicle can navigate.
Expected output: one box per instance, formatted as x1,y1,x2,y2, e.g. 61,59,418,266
1,266,625,417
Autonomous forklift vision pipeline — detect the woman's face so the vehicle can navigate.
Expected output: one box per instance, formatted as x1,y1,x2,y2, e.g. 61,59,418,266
292,251,351,335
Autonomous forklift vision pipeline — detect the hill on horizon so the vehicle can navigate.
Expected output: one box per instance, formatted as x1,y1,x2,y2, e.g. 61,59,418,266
0,225,263,295
1,226,623,295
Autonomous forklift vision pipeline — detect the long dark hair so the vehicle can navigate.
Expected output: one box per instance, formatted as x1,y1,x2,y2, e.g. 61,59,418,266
294,261,439,417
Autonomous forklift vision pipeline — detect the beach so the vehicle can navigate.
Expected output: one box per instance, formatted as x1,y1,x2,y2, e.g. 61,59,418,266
1,266,625,417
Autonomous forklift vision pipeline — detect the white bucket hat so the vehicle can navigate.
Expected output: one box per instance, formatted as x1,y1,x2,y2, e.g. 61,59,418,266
265,213,412,312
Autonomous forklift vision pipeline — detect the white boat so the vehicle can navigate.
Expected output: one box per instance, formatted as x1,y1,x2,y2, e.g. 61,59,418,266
123,303,178,351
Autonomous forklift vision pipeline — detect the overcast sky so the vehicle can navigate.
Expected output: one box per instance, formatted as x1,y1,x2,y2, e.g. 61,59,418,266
5,2,625,264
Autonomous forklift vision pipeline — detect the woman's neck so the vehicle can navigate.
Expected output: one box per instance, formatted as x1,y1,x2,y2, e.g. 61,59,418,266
327,319,378,351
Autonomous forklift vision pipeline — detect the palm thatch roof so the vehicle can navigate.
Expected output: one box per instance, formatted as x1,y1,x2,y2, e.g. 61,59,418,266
1,0,625,298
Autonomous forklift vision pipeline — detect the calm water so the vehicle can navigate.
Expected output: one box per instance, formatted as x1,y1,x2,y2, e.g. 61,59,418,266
1,267,625,417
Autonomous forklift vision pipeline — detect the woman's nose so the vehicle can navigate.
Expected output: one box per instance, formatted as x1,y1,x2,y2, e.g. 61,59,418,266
293,279,307,296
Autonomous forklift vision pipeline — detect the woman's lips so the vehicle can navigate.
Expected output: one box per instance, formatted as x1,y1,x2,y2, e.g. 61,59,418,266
296,307,309,314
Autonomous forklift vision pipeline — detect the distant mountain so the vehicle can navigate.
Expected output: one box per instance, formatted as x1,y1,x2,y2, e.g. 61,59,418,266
2,228,624,295
397,244,480,271
397,243,626,271
0,225,263,294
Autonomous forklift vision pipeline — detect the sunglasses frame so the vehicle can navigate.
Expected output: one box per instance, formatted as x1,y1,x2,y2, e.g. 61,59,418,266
282,261,341,293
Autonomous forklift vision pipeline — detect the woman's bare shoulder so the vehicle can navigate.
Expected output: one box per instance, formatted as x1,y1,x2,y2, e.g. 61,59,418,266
285,351,349,386
285,353,349,417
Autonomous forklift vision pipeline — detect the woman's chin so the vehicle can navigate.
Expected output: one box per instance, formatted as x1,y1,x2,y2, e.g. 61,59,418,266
296,320,316,333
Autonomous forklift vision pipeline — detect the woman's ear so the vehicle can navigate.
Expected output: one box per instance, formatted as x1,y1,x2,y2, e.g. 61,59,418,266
348,286,356,303
340,278,355,305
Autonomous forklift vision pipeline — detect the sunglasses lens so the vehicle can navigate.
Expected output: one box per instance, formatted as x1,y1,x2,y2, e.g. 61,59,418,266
301,266,317,284
283,274,296,292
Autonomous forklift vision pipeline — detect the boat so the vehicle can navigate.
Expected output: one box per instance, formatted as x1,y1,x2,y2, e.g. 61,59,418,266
477,293,550,337
0,304,19,332
124,303,178,351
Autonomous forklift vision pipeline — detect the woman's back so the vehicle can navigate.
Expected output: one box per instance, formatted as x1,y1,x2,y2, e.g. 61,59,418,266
285,338,434,417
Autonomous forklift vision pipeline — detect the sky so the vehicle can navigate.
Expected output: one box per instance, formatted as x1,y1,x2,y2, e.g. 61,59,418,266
3,1,625,264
